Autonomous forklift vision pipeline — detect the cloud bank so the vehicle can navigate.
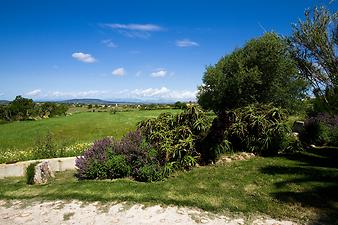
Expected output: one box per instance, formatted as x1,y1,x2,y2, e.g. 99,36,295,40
23,87,196,101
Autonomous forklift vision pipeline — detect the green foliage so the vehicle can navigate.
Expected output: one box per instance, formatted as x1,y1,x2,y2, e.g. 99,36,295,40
0,96,69,121
40,102,68,118
26,162,39,185
226,104,290,156
290,6,337,94
174,101,187,109
198,32,306,114
84,161,108,179
105,155,131,179
196,33,306,163
137,106,211,167
309,86,338,115
134,164,163,182
290,5,337,115
300,114,337,146
329,127,338,147
33,131,58,159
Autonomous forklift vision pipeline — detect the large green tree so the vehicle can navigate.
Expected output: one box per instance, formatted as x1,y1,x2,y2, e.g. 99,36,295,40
197,33,306,162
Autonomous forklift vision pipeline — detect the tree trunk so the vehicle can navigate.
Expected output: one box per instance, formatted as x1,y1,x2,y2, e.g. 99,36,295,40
197,111,235,164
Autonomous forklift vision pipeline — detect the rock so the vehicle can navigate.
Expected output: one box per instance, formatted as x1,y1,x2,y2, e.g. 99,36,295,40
33,161,55,184
292,121,304,133
200,218,209,224
215,159,223,165
224,158,232,162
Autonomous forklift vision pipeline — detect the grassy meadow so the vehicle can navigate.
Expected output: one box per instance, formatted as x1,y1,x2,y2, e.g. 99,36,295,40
0,148,337,224
0,109,181,163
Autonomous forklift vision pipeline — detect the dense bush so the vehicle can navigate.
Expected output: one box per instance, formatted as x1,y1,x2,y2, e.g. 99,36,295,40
75,137,113,179
300,113,338,146
105,155,131,179
223,104,291,156
75,131,163,181
137,106,211,167
134,164,162,182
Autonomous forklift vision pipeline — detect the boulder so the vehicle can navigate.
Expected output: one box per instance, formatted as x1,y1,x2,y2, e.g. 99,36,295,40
34,161,55,184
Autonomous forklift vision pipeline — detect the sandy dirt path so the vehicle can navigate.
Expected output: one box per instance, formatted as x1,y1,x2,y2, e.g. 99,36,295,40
0,200,297,225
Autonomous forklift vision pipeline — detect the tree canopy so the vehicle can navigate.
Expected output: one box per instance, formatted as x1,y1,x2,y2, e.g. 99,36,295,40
290,6,337,93
198,32,307,114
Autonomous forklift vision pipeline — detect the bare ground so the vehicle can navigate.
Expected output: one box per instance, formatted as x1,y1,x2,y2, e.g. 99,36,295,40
0,200,298,225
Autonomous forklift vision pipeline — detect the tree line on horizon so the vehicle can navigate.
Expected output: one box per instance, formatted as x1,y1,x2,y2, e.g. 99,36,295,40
0,95,68,121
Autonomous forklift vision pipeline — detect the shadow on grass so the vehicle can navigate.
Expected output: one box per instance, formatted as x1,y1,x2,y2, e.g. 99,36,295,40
261,148,338,225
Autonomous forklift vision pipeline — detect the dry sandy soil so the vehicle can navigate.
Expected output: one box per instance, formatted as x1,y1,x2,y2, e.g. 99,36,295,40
0,200,297,225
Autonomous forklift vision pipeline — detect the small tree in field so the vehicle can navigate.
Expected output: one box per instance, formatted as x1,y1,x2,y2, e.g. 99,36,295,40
197,33,306,162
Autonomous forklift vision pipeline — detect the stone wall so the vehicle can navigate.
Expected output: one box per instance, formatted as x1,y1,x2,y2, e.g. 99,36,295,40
0,157,77,179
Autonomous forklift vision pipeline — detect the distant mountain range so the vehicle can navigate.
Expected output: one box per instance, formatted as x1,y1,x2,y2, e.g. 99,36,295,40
58,98,126,105
0,100,10,105
0,98,185,105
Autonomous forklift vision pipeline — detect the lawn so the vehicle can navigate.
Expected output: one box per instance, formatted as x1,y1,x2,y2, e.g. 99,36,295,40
0,109,180,163
0,148,337,224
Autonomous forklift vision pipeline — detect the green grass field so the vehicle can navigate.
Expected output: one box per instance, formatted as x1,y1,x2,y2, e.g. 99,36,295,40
1,149,337,224
0,109,180,163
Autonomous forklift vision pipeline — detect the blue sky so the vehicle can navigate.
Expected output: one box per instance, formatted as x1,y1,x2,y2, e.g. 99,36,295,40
0,0,335,101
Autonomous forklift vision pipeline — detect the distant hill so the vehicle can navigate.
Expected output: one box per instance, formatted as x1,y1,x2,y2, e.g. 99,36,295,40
56,98,142,105
0,100,10,105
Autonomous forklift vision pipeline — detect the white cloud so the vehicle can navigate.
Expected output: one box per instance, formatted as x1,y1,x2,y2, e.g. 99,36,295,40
47,90,108,99
104,23,163,31
151,69,167,77
72,52,96,63
0,93,4,97
25,89,42,97
176,39,199,47
130,87,196,100
21,87,196,101
112,67,125,76
102,39,118,48
102,23,163,38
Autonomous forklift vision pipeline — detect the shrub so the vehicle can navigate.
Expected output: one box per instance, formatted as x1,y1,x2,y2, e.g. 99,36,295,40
282,133,303,153
225,104,290,156
105,155,131,179
113,130,153,176
75,131,159,181
134,164,163,182
26,162,39,185
137,106,211,167
300,113,337,146
75,137,113,179
33,131,58,159
329,127,338,147
83,161,108,179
